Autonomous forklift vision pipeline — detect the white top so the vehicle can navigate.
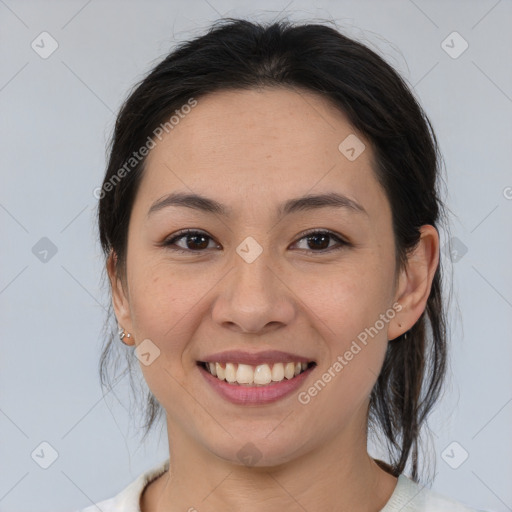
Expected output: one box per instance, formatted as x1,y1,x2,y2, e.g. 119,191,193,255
75,458,487,512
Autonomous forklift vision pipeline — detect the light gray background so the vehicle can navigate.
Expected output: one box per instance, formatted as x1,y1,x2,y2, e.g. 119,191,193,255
1,1,511,511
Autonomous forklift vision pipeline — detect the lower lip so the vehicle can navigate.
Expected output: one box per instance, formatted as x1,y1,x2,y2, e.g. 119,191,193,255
198,364,315,405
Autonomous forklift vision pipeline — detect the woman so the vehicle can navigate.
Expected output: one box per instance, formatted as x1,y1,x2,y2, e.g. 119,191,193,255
79,18,487,512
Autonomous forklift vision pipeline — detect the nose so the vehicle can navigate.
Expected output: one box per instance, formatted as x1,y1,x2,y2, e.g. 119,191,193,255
211,249,296,335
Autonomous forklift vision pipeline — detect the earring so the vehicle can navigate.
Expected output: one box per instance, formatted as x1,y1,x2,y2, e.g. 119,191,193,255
118,328,133,345
398,323,408,340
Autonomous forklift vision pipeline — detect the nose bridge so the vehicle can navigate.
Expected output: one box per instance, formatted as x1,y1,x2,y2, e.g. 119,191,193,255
231,240,276,307
212,238,295,333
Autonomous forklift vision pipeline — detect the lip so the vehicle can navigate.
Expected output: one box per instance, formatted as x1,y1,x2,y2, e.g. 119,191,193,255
198,362,316,405
199,349,315,366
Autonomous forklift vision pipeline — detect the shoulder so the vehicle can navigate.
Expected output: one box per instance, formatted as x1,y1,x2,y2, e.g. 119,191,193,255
73,459,170,512
381,473,492,512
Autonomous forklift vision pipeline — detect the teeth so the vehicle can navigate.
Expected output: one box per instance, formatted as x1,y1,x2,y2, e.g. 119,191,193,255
203,361,311,386
225,363,237,383
271,362,284,381
236,364,253,384
215,362,225,380
284,362,295,379
254,364,272,385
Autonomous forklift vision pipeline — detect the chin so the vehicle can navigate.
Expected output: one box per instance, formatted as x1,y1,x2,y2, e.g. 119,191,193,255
205,431,311,469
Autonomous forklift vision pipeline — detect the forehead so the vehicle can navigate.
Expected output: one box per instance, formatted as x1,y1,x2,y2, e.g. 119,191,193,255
136,87,390,223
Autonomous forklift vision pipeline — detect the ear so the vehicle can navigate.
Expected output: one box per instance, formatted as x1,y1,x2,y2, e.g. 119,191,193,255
107,249,135,345
388,225,440,341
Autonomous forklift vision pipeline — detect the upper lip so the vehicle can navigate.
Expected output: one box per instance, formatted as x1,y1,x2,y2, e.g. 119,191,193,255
199,350,315,366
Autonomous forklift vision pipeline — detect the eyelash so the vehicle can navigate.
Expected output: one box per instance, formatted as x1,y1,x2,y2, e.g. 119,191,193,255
161,228,350,255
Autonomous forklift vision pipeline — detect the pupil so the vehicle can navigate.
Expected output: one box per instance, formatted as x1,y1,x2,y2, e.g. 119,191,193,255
308,234,329,250
188,234,208,250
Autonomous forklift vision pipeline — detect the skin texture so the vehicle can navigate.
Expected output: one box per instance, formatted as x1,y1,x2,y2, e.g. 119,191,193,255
108,87,439,512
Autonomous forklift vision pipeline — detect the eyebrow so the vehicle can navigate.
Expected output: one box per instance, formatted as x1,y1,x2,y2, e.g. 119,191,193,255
146,191,368,219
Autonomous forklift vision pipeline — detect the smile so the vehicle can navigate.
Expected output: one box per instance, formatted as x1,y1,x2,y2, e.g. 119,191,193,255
197,360,317,405
199,361,315,386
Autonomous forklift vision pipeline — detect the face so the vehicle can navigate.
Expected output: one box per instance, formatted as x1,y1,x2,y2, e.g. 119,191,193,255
110,87,419,466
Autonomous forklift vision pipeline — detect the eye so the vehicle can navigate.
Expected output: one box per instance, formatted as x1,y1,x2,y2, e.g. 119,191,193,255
292,229,350,253
161,229,349,254
162,229,219,253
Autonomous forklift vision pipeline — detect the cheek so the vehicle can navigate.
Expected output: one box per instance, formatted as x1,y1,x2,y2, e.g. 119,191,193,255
127,265,203,406
300,258,393,339
298,258,393,400
300,304,390,426
128,261,202,346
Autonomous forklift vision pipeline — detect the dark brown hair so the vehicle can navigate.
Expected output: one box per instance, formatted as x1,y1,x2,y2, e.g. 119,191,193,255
97,17,451,484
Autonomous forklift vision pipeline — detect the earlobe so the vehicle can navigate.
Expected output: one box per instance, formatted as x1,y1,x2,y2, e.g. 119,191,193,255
388,225,440,341
106,249,134,340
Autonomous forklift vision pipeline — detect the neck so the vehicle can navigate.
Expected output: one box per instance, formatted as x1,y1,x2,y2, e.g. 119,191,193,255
141,415,398,512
